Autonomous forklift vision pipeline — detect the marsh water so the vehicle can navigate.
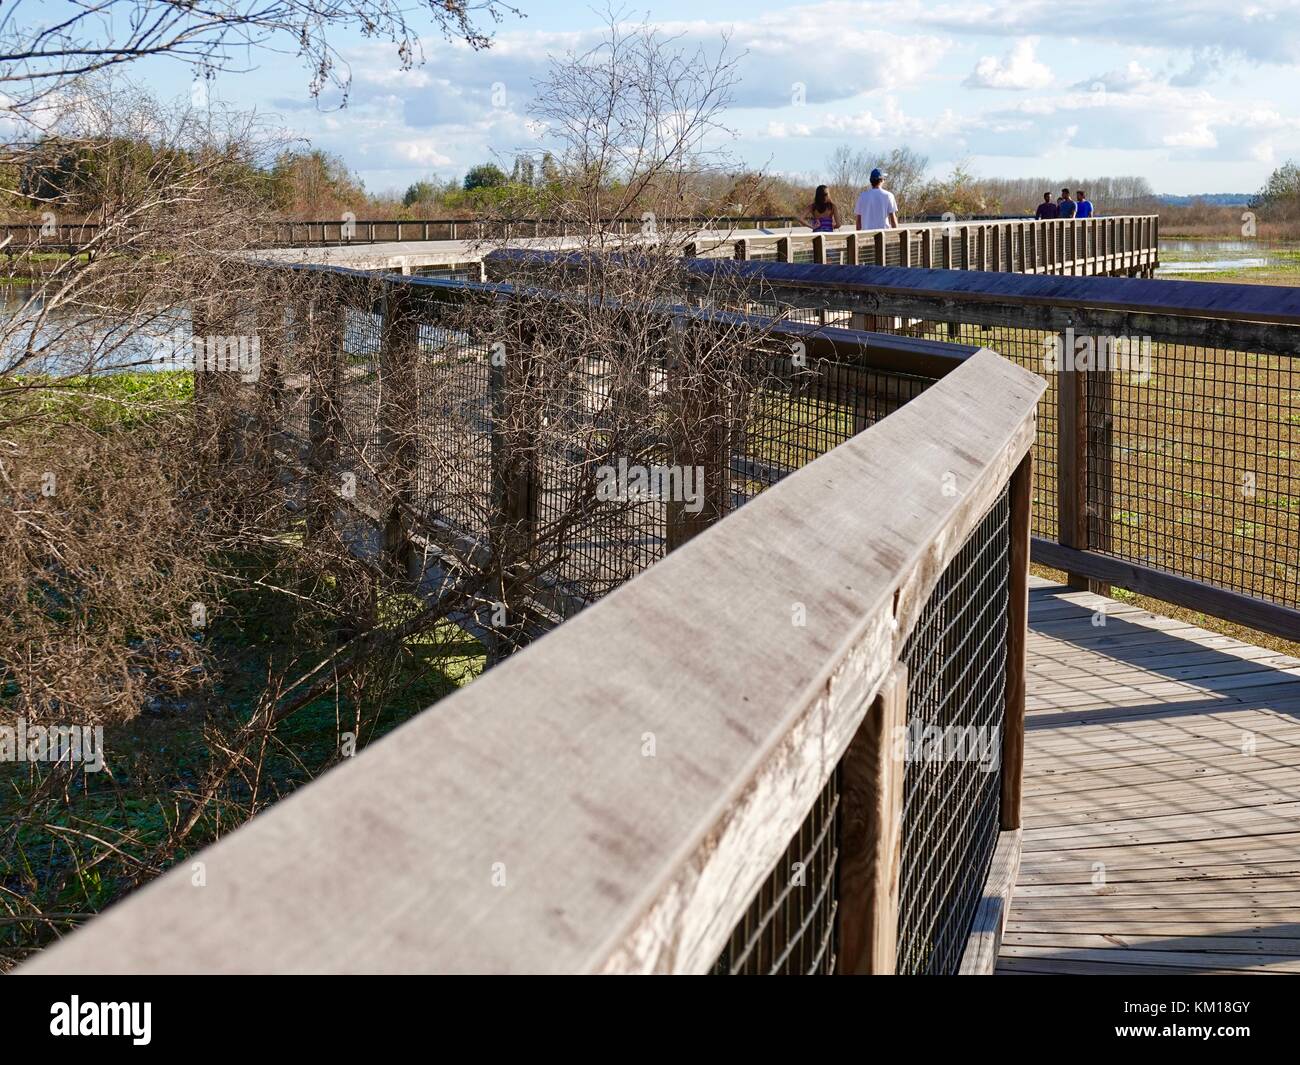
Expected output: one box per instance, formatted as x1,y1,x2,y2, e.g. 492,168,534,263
1157,238,1300,277
1,283,190,374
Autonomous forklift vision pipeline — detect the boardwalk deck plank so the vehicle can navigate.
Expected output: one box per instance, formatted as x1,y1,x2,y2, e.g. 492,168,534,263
999,579,1300,975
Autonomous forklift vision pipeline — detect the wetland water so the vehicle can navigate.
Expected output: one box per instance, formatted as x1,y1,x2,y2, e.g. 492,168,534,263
1157,239,1300,278
1,284,190,374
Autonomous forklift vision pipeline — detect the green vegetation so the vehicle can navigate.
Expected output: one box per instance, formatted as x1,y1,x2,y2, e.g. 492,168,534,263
463,163,508,191
12,371,194,429
0,372,487,967
0,531,486,968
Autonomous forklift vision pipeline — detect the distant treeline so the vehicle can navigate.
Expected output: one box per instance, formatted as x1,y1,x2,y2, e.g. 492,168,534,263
1158,193,1252,207
6,134,1300,237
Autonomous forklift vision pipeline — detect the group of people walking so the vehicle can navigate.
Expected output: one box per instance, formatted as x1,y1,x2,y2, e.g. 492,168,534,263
1035,188,1093,219
801,172,1095,231
804,167,898,233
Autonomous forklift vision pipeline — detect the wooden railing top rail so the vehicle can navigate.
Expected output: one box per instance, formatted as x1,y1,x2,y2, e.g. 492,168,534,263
693,213,1160,248
22,348,1043,975
0,215,800,239
679,257,1300,329
270,259,984,380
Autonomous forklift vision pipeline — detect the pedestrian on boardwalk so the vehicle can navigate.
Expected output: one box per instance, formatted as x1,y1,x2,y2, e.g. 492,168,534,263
805,185,841,232
854,168,899,231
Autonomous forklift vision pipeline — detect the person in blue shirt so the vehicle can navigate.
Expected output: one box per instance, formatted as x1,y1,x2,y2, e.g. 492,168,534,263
1057,188,1077,218
1075,190,1093,218
1035,192,1058,220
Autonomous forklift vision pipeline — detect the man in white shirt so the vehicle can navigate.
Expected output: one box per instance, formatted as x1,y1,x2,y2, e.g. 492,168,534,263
854,168,899,231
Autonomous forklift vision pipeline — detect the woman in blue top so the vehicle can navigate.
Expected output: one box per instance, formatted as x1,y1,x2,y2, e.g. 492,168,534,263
805,185,840,232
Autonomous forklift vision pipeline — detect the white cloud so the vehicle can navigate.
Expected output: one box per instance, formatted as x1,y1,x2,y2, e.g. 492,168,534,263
394,141,452,166
964,38,1053,90
919,0,1300,65
250,0,1300,194
1073,61,1158,94
1163,123,1217,149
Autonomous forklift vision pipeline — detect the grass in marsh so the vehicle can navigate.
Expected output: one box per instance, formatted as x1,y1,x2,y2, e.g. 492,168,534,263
1160,263,1300,285
0,544,487,969
0,373,487,968
746,314,1299,657
1158,241,1300,286
1,251,92,283
1158,221,1300,241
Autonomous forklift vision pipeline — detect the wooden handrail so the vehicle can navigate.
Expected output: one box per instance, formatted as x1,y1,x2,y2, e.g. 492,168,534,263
693,215,1161,280
675,254,1300,641
0,215,801,251
21,348,1043,974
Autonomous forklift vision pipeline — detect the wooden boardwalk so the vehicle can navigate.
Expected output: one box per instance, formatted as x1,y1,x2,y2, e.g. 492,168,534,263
999,578,1300,974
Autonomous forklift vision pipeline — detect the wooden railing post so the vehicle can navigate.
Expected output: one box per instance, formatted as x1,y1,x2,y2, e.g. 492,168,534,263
837,664,908,975
379,281,421,580
873,231,886,265
1086,337,1114,597
898,228,911,267
845,232,859,265
1001,454,1032,831
665,320,730,550
812,235,829,323
303,277,347,544
1056,332,1089,590
489,304,539,566
253,276,288,470
776,235,791,263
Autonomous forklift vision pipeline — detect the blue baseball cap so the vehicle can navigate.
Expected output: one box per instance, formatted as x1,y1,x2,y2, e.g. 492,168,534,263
870,168,885,181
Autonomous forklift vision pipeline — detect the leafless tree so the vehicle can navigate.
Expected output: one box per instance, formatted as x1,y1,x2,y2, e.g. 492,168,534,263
826,143,929,221
0,11,807,968
0,0,520,107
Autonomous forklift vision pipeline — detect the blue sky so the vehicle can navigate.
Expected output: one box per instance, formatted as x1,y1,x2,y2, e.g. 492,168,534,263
136,0,1300,197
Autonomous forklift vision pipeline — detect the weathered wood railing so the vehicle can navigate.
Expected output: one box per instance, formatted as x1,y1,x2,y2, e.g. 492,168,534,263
20,265,1043,973
691,215,1160,279
0,215,799,252
660,256,1300,642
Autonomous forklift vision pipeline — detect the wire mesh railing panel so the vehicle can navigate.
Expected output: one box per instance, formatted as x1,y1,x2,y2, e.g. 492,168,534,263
415,322,493,541
746,298,1058,542
895,486,1010,976
336,306,384,509
1092,343,1300,609
532,349,671,605
414,264,482,283
242,265,1023,976
731,353,932,507
712,768,841,975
